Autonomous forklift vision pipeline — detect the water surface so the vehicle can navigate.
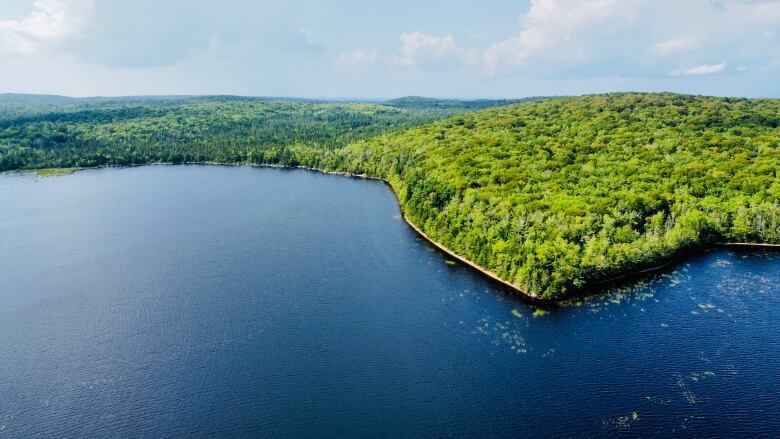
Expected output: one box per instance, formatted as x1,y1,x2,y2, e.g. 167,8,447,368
1,166,779,437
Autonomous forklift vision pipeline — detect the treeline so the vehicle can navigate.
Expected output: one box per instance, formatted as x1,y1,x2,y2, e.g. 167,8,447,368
384,96,551,110
0,98,475,171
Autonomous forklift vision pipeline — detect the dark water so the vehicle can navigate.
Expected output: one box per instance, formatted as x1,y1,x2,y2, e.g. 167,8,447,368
1,166,779,438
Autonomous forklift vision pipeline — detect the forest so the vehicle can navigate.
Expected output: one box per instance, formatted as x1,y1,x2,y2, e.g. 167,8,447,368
2,92,778,299
0,95,495,170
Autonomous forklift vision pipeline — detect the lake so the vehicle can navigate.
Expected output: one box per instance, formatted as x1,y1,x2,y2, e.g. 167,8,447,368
1,165,779,437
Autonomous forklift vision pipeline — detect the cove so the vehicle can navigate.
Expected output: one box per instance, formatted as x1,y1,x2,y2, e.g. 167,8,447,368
1,165,779,437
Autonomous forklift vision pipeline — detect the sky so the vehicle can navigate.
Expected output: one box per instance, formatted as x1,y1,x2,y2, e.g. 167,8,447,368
1,0,779,99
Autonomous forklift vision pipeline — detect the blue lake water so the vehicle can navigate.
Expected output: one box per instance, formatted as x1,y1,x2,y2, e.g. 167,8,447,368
1,165,779,437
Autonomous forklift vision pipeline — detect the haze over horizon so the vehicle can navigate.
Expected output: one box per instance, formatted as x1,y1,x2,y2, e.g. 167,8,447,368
2,0,780,99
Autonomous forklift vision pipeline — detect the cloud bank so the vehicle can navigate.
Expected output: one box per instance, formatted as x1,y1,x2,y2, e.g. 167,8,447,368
1,0,780,97
341,0,780,80
0,0,94,55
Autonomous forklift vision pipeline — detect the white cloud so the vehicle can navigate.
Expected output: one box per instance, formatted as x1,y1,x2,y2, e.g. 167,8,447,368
672,62,726,76
338,32,475,70
484,0,639,74
294,29,325,53
2,0,780,98
337,49,379,65
395,32,475,68
652,37,701,55
398,32,455,66
0,0,94,55
733,0,780,21
481,0,780,78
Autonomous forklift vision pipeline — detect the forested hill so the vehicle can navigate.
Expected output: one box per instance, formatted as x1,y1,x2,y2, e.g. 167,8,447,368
0,94,199,117
0,95,516,170
1,92,778,299
325,93,780,298
384,96,550,110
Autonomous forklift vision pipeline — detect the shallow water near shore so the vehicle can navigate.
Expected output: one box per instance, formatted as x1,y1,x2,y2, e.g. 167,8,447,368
1,165,779,437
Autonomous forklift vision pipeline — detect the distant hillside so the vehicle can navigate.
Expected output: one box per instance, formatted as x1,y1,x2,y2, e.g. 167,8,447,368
385,96,550,110
0,94,79,112
0,95,485,169
0,93,197,109
0,94,204,118
0,93,531,114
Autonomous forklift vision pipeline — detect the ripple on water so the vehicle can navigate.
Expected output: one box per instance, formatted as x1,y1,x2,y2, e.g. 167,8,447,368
1,167,779,438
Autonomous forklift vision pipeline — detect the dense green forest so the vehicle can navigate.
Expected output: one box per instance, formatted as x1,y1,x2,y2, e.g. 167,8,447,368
0,95,533,170
323,93,780,298
2,93,778,299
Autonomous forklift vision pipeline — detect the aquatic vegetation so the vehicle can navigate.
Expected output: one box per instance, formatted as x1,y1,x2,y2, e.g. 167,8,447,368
645,395,672,405
697,303,718,312
470,316,527,353
712,258,733,268
602,411,641,432
34,168,76,177
532,309,549,318
682,391,699,405
674,370,718,406
560,278,658,312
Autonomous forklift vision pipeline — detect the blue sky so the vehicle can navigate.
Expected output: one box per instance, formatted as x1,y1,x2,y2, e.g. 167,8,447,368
1,0,779,98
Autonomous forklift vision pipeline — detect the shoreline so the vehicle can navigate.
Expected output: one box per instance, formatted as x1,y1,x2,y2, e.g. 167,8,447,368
13,162,779,303
717,242,780,248
258,165,550,302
